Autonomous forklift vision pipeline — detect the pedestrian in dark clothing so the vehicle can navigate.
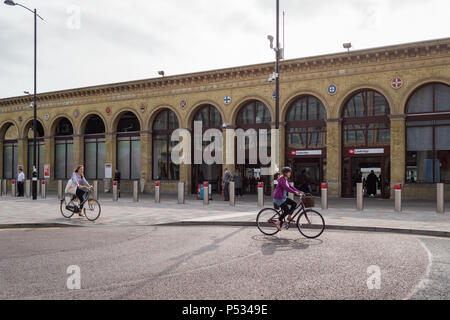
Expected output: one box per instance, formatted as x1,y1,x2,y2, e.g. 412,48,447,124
223,168,232,201
366,170,378,198
114,169,121,198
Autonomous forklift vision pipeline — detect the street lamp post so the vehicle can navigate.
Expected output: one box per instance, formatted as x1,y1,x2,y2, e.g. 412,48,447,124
4,1,44,200
275,0,280,130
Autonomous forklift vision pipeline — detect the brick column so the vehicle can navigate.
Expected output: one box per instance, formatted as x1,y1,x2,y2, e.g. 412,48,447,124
72,135,83,167
326,119,341,197
390,116,406,197
140,132,151,181
0,140,3,179
17,138,25,171
105,133,115,171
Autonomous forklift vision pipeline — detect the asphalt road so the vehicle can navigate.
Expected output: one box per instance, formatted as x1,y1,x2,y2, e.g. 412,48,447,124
0,225,448,300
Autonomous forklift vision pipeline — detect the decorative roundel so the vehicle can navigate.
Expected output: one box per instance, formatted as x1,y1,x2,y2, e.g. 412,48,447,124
106,107,111,114
391,77,403,90
328,85,337,95
18,116,22,122
224,96,231,105
73,110,79,118
180,100,187,109
44,114,49,120
140,104,146,113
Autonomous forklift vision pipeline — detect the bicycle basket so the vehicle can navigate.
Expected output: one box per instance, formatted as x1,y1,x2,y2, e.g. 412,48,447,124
303,194,315,208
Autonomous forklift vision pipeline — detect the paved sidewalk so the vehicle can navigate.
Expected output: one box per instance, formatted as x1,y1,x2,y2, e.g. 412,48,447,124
0,192,449,236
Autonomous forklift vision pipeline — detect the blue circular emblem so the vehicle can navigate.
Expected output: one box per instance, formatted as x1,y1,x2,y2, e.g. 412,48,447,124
328,85,337,95
73,110,79,118
224,96,231,105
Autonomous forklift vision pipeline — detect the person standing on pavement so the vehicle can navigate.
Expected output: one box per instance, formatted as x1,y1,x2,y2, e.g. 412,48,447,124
223,168,232,201
233,172,243,197
17,168,25,197
366,170,378,198
114,169,121,198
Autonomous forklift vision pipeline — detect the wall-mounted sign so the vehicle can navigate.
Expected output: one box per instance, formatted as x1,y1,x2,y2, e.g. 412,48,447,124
348,148,384,155
105,163,112,179
391,77,403,89
44,164,50,179
224,96,231,105
328,85,337,95
291,150,323,156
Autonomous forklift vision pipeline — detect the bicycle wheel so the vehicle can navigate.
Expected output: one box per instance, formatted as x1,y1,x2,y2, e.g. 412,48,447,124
60,199,75,219
297,209,325,239
256,208,281,236
83,199,101,221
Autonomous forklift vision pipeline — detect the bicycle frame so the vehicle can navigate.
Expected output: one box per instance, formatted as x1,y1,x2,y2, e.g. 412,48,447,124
274,197,312,225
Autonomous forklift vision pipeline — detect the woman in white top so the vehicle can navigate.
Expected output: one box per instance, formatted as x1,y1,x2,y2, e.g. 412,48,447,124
72,165,91,216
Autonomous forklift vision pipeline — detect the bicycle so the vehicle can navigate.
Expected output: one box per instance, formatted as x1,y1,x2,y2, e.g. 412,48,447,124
60,186,101,222
256,194,325,238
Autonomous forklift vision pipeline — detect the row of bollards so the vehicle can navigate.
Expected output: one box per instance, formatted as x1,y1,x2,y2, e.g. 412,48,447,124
0,179,47,198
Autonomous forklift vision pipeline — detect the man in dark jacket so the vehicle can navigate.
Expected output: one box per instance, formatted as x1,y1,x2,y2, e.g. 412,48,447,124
366,170,378,198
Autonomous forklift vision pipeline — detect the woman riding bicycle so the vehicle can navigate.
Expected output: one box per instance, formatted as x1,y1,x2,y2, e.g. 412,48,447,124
72,165,92,216
273,167,304,231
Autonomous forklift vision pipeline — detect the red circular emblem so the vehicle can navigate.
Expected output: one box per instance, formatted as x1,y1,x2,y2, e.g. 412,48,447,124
106,107,111,114
391,77,403,89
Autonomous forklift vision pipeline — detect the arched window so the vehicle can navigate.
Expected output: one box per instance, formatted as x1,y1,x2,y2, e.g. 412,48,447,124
342,90,390,147
236,100,271,125
191,105,223,193
116,112,141,180
26,121,45,179
286,95,326,150
83,115,106,180
2,124,18,179
406,83,450,183
152,109,179,180
54,118,74,179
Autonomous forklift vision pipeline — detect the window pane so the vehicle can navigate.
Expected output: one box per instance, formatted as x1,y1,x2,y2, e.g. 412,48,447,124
66,143,74,178
168,110,179,129
131,140,141,180
436,126,450,150
117,140,130,179
407,85,433,113
3,145,13,179
437,150,450,182
55,143,66,179
373,93,389,116
407,126,433,151
168,140,180,180
435,84,450,112
406,151,435,183
153,111,167,130
38,144,45,179
153,138,168,180
97,142,106,180
84,142,97,179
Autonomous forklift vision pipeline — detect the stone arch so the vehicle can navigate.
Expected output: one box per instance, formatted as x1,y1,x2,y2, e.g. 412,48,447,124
281,91,330,121
0,120,19,140
20,117,46,139
78,112,108,135
186,101,225,130
111,109,143,133
335,85,394,119
400,77,450,115
147,104,182,131
49,115,75,136
230,96,274,126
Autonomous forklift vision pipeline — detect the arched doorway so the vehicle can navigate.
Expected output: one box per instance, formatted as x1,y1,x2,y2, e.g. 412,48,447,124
83,115,106,180
341,90,391,198
152,109,180,181
1,123,19,179
54,118,74,179
406,82,450,183
116,112,141,180
285,95,327,195
25,121,45,179
235,100,272,195
191,104,223,194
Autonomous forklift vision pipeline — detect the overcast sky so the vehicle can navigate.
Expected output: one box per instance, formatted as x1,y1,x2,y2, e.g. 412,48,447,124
0,0,449,99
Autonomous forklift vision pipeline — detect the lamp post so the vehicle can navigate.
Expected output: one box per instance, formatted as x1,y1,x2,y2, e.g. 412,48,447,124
4,0,44,200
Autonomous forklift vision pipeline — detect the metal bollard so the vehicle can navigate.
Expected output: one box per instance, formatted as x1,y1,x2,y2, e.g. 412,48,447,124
229,181,235,206
140,178,146,194
178,181,185,204
133,181,139,202
321,183,328,210
394,184,402,212
437,183,445,214
11,179,16,197
203,182,209,205
155,181,160,203
58,180,63,200
258,182,264,207
93,180,99,200
356,182,364,211
0,179,2,196
25,180,31,198
41,180,46,199
288,182,295,200
112,181,118,202
104,179,110,193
